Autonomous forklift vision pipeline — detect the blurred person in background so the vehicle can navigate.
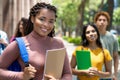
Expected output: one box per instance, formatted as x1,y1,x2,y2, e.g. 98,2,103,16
10,17,28,42
94,11,119,80
70,23,112,80
110,29,118,39
0,30,9,54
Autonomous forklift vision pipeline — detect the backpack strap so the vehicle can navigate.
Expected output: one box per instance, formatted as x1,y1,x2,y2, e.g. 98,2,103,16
16,37,29,67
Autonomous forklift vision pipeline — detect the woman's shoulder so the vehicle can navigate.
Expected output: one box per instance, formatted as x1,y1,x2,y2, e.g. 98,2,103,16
103,48,110,55
103,48,112,61
75,45,84,50
52,37,65,48
103,48,109,52
53,37,64,43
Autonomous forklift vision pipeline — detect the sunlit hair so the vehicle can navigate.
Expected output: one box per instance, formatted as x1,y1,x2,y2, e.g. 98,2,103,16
81,24,103,48
94,11,110,24
15,17,28,37
24,2,57,37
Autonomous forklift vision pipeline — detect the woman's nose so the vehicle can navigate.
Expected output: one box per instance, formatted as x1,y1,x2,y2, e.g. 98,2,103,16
89,32,94,35
43,21,49,27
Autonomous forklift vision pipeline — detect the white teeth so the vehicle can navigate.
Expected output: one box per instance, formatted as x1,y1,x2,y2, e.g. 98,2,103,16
91,36,95,39
41,28,47,32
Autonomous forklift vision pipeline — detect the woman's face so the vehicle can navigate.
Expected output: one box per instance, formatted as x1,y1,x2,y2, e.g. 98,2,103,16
19,21,24,33
85,25,98,42
31,8,56,37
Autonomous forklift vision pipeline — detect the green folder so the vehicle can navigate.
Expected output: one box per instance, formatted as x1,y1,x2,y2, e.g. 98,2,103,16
76,50,91,70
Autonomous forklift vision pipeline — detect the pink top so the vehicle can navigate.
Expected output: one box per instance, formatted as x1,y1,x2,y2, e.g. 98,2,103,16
9,36,15,42
0,31,72,80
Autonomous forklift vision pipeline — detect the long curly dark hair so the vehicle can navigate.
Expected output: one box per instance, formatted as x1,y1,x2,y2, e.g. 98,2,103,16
24,2,57,37
81,23,103,48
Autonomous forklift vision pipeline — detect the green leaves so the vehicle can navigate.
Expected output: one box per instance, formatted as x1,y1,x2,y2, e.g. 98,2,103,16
113,8,120,26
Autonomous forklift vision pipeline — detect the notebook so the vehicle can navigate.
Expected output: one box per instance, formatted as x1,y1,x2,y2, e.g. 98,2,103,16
76,50,91,70
43,48,66,80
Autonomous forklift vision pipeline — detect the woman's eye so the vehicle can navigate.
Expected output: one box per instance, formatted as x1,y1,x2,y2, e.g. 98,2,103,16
49,20,54,24
39,18,45,21
92,30,96,33
86,31,90,34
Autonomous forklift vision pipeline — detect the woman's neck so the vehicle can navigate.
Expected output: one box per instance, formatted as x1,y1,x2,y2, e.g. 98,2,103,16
88,43,98,50
31,31,49,40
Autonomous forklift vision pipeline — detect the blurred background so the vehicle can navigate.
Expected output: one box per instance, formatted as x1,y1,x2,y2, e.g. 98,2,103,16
0,0,120,44
0,0,120,79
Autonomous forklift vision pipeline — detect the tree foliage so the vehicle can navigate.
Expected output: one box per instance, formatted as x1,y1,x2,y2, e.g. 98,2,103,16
113,7,120,26
52,0,120,36
52,0,79,36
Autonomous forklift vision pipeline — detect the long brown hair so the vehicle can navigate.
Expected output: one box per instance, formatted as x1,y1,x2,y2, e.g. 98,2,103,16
15,17,28,37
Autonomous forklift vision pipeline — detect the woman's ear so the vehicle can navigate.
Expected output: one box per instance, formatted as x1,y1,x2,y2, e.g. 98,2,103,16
31,16,34,23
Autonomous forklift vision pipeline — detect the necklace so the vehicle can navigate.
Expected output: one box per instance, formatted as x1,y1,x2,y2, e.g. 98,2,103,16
88,46,98,50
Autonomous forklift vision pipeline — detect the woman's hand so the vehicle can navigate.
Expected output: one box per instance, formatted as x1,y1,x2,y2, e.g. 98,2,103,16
44,74,59,80
23,64,37,80
88,67,99,76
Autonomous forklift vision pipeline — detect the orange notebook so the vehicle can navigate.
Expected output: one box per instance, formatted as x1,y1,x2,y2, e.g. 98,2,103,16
76,50,91,70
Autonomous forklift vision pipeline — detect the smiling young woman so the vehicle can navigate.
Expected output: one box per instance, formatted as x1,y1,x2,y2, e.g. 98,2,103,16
0,2,72,80
70,23,112,80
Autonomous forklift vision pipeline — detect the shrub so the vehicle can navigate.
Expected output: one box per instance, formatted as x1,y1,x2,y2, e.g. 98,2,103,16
63,36,81,45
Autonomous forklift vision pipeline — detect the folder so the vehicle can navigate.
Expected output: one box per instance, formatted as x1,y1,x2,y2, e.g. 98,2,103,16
76,50,91,70
43,48,66,80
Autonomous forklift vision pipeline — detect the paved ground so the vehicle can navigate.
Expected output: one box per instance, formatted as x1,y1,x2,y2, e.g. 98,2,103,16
58,37,120,80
